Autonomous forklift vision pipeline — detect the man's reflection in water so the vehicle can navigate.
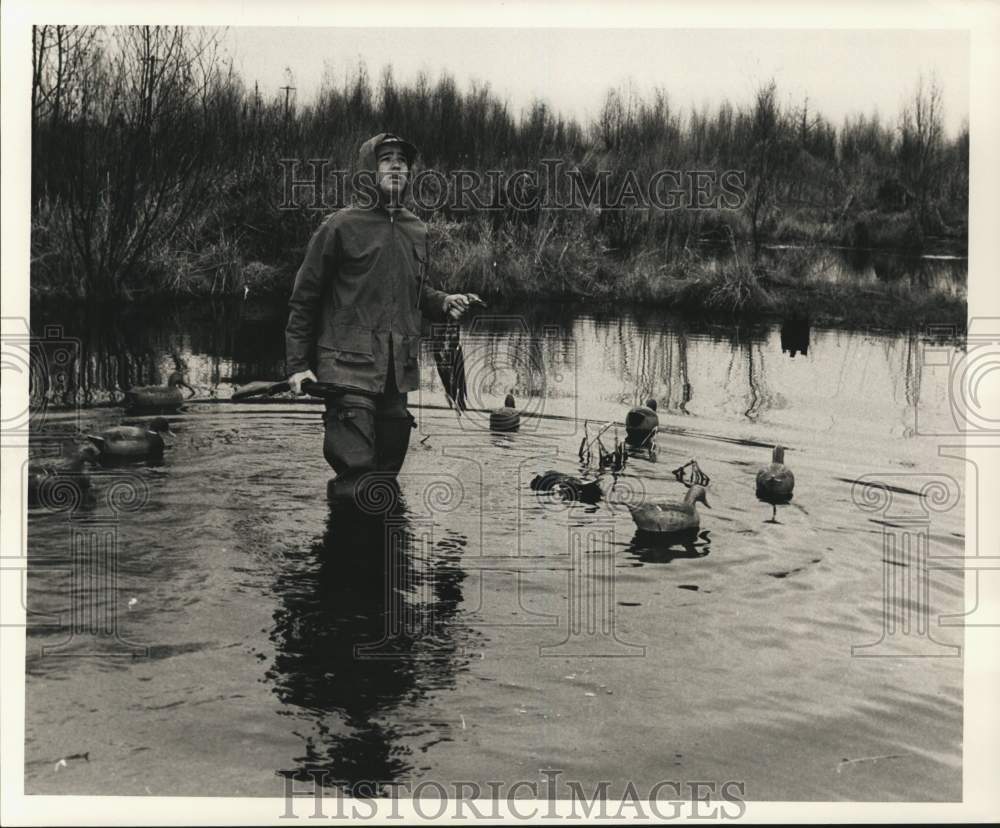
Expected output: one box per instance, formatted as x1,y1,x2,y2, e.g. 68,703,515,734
267,483,470,791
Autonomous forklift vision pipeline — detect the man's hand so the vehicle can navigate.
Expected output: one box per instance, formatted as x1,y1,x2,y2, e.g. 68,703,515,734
443,294,472,320
289,370,317,395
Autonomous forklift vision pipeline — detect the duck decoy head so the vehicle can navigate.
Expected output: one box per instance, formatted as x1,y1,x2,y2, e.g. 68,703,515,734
688,484,711,508
77,443,102,463
148,417,172,436
645,398,658,411
168,371,196,398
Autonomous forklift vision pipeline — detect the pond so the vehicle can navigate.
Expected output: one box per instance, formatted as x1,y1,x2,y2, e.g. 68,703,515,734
23,294,966,801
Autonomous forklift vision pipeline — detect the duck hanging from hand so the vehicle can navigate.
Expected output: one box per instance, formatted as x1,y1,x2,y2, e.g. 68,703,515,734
628,484,711,535
489,393,520,432
756,445,795,523
86,417,172,463
124,372,195,412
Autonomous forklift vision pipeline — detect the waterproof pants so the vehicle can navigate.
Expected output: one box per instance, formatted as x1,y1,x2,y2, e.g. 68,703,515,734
322,363,414,503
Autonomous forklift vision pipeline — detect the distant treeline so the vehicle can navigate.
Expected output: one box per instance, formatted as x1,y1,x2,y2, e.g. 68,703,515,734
31,25,968,305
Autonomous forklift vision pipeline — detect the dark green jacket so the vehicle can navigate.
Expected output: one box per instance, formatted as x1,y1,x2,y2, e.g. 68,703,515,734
285,136,449,394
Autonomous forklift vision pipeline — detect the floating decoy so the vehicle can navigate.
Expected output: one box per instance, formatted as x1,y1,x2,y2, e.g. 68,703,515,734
27,443,101,506
756,445,795,522
124,372,194,412
625,399,659,461
628,484,711,534
530,470,603,504
489,393,520,432
86,417,172,462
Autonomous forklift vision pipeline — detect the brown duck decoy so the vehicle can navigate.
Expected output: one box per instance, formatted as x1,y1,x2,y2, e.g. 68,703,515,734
27,442,101,506
489,393,520,432
625,398,659,461
756,445,795,522
124,372,194,412
628,484,710,534
86,417,172,462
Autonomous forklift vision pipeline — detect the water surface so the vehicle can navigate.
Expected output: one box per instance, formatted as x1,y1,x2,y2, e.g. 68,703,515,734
24,297,965,800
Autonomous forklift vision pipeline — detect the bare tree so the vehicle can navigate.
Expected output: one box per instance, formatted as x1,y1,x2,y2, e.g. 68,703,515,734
35,26,227,297
898,74,945,229
741,81,792,258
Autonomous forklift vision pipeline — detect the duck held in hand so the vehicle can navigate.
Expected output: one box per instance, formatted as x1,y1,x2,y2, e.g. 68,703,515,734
756,445,795,522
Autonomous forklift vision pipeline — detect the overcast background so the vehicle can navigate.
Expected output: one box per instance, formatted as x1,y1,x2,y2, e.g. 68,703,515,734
224,27,969,135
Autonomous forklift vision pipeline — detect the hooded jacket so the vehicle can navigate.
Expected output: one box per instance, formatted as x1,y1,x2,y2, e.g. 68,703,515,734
285,133,450,394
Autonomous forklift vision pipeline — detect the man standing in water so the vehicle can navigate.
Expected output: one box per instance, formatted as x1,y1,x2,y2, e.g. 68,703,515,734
285,133,471,501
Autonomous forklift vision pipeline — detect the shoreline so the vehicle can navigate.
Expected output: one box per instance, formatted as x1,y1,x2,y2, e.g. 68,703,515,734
31,278,967,335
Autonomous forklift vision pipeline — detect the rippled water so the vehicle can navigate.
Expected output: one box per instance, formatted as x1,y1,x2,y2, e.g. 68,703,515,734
24,299,965,800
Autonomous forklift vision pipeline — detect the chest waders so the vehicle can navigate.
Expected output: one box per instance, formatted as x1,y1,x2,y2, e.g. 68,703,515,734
323,342,417,504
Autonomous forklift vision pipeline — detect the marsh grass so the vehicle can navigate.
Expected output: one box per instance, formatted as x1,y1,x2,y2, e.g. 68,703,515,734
30,28,967,328
417,216,964,328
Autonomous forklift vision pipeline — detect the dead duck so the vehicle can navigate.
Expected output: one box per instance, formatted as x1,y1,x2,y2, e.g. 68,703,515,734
86,417,172,462
628,484,710,534
625,398,659,461
27,443,101,506
756,445,795,522
489,393,520,432
124,372,194,412
530,470,603,504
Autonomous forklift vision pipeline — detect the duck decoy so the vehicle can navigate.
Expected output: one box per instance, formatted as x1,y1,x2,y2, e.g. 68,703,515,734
27,442,101,506
625,398,659,461
85,417,172,462
756,445,795,522
489,393,520,432
530,470,603,504
628,484,711,535
124,372,195,412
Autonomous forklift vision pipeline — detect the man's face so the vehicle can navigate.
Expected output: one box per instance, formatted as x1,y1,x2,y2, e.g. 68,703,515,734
376,146,409,201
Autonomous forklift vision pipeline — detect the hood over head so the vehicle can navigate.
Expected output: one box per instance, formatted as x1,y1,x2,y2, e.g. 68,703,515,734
357,132,419,206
